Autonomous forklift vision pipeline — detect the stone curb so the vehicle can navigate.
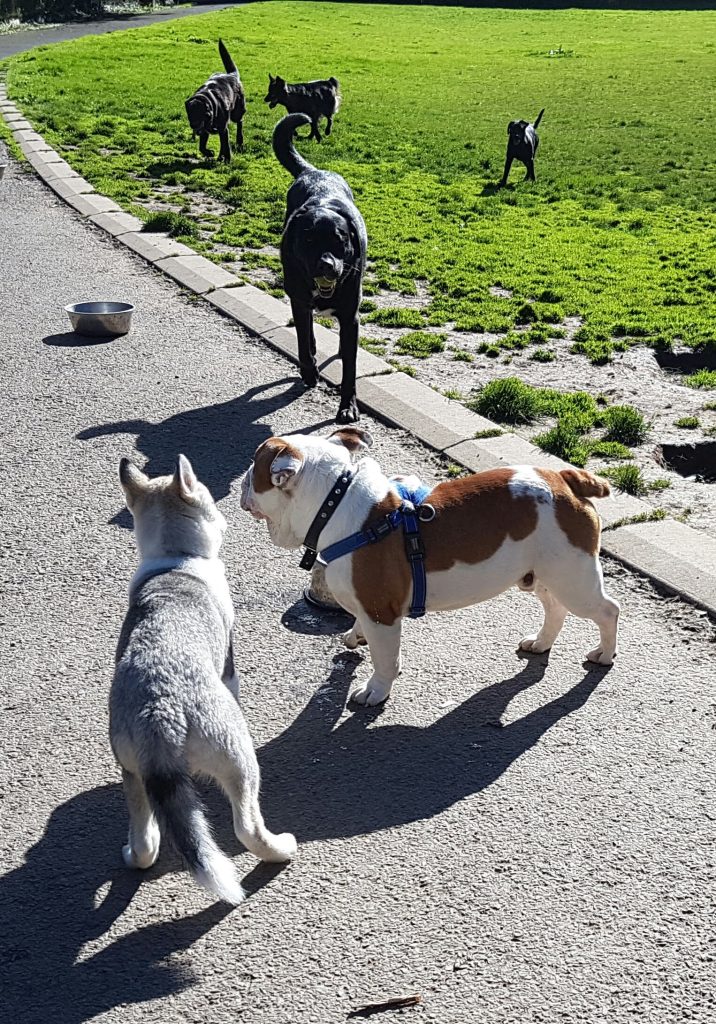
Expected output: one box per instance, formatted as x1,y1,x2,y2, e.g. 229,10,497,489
3,99,715,617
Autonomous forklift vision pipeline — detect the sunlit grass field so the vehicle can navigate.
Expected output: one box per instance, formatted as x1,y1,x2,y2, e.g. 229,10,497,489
6,2,716,352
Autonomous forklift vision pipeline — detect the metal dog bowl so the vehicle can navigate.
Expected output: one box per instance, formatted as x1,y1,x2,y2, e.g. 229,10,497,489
0,163,6,183
64,301,135,337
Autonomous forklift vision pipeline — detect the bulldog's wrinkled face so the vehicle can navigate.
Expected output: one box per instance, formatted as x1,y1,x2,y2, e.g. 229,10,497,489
240,428,373,549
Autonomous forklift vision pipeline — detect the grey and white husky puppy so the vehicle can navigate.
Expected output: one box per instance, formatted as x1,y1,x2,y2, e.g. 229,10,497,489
110,454,296,905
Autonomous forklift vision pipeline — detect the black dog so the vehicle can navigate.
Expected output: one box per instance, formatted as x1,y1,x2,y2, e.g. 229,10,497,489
185,40,245,163
265,74,340,142
274,113,367,424
500,108,545,186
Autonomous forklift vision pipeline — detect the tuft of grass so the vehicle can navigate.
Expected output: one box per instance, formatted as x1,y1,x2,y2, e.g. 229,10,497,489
603,508,667,531
360,338,387,355
533,421,591,467
674,416,700,429
388,360,417,378
649,478,672,491
602,405,649,446
588,440,631,460
530,347,555,362
443,388,463,401
703,400,716,411
474,428,504,439
142,211,198,239
601,463,647,496
685,370,716,390
366,307,425,329
446,463,466,478
452,348,474,363
467,377,542,424
394,331,446,358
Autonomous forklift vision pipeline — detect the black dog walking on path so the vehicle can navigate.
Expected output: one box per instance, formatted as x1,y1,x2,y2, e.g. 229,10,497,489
500,108,545,186
273,113,367,424
185,39,245,163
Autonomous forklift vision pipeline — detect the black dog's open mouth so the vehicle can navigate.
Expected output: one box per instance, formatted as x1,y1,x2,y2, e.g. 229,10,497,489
315,276,336,299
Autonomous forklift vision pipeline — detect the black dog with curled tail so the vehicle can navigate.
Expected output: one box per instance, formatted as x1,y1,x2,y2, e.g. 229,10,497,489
500,108,545,186
185,40,245,164
274,113,367,424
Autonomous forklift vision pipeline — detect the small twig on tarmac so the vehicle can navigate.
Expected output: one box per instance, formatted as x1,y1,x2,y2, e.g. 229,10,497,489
347,994,423,1018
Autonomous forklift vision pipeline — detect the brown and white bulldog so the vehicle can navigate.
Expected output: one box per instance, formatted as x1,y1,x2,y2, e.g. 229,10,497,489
240,428,620,706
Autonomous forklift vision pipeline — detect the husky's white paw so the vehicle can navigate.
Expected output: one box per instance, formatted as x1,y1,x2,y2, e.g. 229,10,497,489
519,634,551,654
342,627,367,650
263,832,298,863
350,679,392,706
586,646,616,665
122,842,159,870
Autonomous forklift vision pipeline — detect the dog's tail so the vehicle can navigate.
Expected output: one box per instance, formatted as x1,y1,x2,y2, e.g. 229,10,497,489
329,76,342,113
218,38,237,76
272,113,316,178
560,468,611,500
533,107,545,130
144,766,245,905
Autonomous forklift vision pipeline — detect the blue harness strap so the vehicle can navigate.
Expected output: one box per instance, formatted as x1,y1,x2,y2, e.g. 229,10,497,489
319,481,434,619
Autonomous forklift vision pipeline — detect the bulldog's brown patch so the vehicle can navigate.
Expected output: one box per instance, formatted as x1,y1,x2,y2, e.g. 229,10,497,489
352,490,410,626
536,468,602,555
330,426,373,452
252,437,303,493
352,468,540,623
422,468,539,573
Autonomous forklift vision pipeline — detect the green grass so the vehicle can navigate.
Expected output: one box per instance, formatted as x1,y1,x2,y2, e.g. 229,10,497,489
603,508,667,531
601,405,649,446
685,370,716,389
6,2,716,351
703,400,716,411
674,415,700,429
474,428,504,439
394,331,446,359
142,210,198,238
452,348,474,363
601,463,648,496
530,347,556,362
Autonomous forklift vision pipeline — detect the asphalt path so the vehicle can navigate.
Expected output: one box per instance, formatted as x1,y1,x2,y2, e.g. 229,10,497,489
1,158,715,1024
0,2,236,60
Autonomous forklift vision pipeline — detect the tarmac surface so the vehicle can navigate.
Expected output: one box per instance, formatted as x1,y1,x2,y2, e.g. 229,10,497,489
1,158,715,1024
0,3,236,60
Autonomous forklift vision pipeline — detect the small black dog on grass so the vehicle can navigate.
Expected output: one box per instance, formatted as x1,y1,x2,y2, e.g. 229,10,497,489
500,108,545,186
185,40,245,163
274,113,367,424
265,74,341,141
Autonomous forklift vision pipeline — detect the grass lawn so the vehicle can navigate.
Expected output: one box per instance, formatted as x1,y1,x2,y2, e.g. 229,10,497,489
5,1,716,352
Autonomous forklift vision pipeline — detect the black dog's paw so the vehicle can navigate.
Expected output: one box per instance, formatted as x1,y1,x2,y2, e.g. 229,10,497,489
336,401,360,424
300,366,319,388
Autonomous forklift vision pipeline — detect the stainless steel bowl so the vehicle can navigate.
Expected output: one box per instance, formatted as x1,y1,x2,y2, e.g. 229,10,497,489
0,163,6,183
64,300,134,337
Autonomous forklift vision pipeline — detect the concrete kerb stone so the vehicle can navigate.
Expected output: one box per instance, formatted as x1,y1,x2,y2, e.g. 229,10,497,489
602,519,716,614
120,231,196,263
154,254,240,294
7,97,716,616
88,210,144,236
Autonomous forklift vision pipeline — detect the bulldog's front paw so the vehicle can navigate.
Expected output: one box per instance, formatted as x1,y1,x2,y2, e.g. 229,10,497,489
336,399,359,424
342,626,367,650
350,678,392,706
519,633,551,654
586,645,616,666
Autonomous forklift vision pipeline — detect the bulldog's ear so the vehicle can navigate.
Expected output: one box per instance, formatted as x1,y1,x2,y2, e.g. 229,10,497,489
269,73,274,82
271,448,304,489
328,426,373,453
119,458,149,505
507,120,516,134
172,454,201,506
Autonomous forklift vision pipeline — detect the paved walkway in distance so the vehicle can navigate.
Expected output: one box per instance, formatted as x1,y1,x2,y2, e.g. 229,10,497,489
1,156,715,1024
0,2,236,59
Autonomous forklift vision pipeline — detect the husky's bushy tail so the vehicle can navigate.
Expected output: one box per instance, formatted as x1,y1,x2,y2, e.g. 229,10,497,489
272,113,316,179
218,38,238,77
534,108,545,130
145,764,244,905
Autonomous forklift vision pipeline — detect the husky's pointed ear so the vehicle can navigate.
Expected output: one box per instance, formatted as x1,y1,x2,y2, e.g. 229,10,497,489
119,458,149,505
507,120,516,134
173,454,201,506
269,73,274,83
328,426,373,453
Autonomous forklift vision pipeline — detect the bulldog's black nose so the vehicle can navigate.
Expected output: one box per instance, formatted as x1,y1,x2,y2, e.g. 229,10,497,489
317,254,341,280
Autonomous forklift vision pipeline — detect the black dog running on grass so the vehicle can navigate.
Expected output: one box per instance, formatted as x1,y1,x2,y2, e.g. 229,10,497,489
274,113,367,424
265,74,341,142
500,108,545,186
185,40,245,164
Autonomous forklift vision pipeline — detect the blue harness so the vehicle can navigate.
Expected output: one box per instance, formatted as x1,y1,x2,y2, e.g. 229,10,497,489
317,479,434,619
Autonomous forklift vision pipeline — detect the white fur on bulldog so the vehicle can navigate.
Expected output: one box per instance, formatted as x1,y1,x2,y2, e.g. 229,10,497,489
241,430,620,706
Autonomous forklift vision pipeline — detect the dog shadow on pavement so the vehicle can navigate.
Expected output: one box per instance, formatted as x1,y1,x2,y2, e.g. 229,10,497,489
257,653,610,843
0,781,270,1024
76,377,313,527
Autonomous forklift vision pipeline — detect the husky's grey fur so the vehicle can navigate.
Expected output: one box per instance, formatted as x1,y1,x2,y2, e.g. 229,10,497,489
110,454,296,905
